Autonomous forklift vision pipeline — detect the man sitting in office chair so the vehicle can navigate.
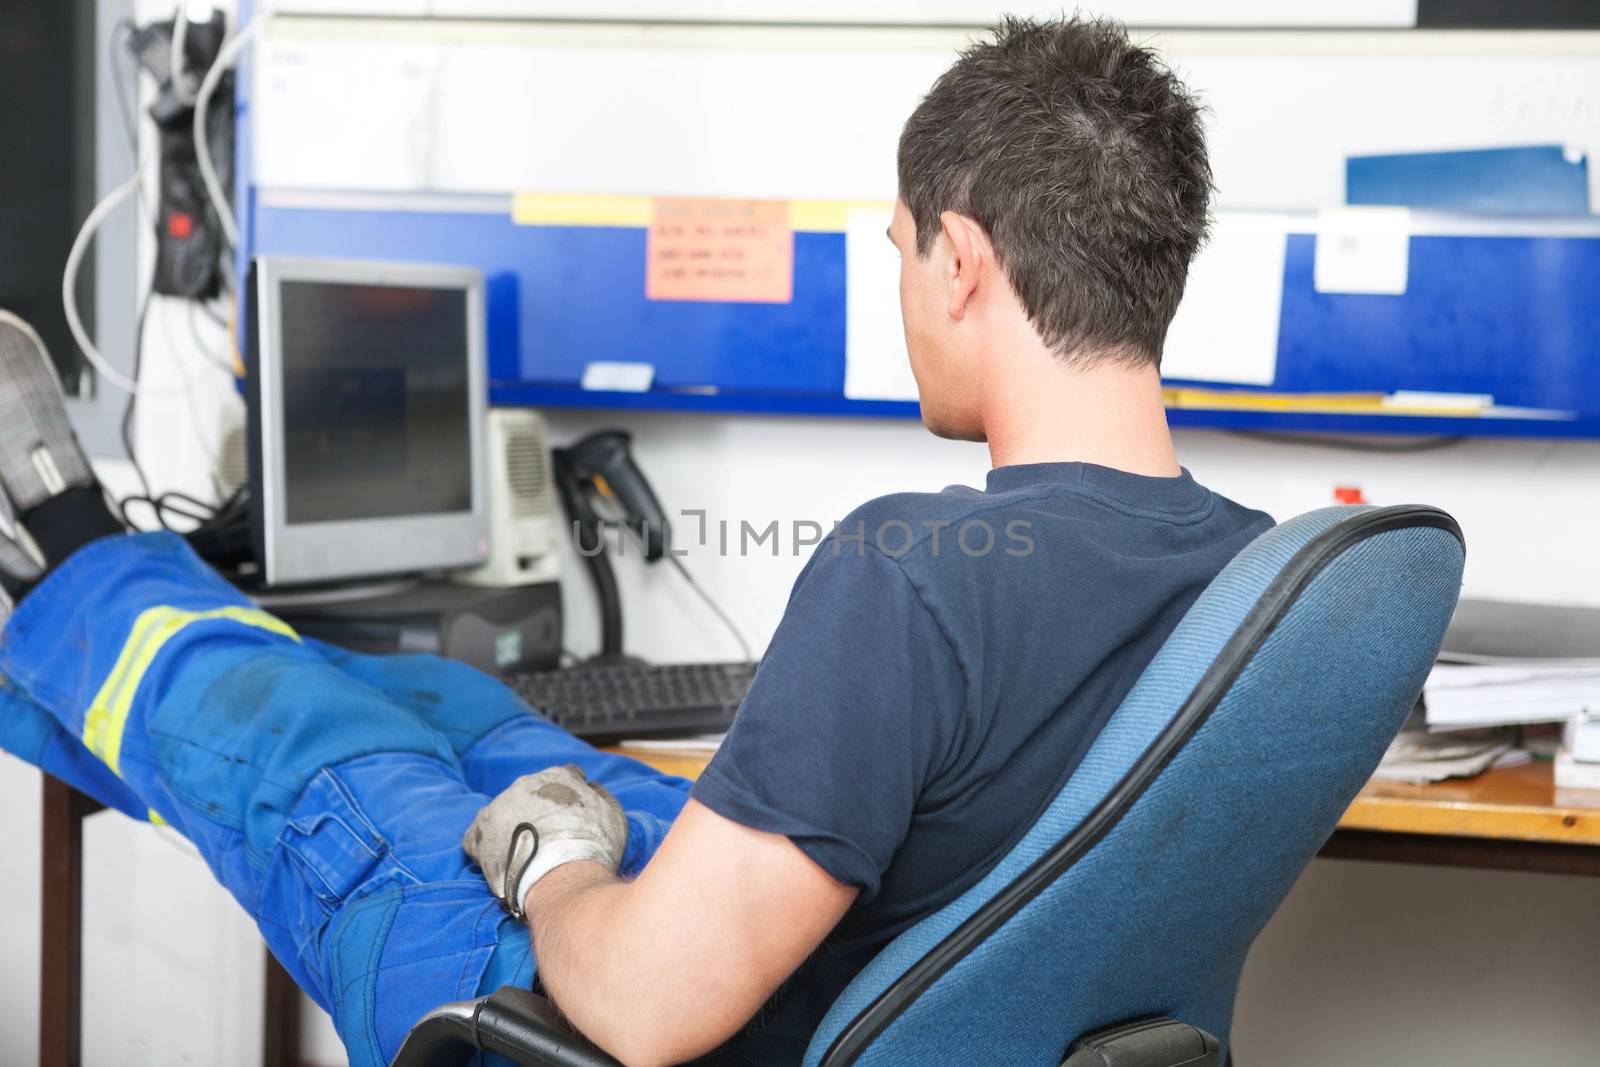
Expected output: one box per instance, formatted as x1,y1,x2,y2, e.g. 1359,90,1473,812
0,16,1271,1067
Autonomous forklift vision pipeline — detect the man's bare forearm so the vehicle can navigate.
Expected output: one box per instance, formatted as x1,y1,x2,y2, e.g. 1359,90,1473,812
525,859,626,1010
525,861,724,1067
524,861,633,1042
517,801,859,1066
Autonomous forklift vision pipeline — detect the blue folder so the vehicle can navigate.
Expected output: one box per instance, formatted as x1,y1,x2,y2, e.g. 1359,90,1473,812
1347,145,1590,214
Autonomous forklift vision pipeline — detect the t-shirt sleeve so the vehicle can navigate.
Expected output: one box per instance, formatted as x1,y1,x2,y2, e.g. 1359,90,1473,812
690,544,968,898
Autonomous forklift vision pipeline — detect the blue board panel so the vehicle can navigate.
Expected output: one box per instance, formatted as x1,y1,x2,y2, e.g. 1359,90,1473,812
253,207,848,397
1273,232,1600,413
252,204,1600,436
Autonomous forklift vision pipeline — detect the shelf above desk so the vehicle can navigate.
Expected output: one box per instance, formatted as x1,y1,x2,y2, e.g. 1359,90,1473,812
608,747,1600,877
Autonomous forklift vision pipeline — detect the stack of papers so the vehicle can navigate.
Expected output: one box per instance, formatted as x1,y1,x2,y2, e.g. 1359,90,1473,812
1373,719,1522,784
1423,663,1600,729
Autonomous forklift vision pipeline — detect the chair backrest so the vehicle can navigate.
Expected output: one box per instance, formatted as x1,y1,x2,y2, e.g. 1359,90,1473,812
804,505,1465,1067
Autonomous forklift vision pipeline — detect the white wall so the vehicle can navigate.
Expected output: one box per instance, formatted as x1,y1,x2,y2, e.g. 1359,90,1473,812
549,414,1600,669
1237,858,1600,1065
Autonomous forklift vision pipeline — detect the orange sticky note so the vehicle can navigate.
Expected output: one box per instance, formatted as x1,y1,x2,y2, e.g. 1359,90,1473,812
646,197,794,304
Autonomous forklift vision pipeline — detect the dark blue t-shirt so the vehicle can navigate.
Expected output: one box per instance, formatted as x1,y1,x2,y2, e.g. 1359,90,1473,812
691,463,1272,1061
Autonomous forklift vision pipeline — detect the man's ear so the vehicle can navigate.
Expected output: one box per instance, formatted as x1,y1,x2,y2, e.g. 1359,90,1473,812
938,211,989,321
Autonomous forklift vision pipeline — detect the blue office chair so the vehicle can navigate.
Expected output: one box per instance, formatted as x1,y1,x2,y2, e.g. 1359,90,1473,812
394,504,1465,1067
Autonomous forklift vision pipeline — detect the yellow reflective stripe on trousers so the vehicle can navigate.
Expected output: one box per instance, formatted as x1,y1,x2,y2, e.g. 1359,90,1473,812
81,606,298,776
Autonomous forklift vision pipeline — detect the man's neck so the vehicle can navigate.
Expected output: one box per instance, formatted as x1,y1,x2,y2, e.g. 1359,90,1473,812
980,337,1180,477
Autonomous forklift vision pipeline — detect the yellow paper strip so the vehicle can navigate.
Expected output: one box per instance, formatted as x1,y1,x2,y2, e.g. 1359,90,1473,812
511,193,653,227
789,199,894,232
1163,388,1494,418
511,192,892,233
1164,388,1390,413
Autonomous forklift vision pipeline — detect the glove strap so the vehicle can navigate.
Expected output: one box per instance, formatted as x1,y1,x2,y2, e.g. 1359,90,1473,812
508,834,616,922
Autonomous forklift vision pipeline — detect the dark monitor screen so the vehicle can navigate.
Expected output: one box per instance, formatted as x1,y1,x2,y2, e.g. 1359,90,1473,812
278,281,472,525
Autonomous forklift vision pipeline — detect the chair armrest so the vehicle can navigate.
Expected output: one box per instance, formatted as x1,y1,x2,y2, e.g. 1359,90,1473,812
391,986,622,1067
1060,1017,1221,1067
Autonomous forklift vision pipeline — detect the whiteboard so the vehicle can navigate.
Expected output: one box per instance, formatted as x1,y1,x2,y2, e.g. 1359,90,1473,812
253,20,1600,212
272,1,1421,26
1162,33,1600,211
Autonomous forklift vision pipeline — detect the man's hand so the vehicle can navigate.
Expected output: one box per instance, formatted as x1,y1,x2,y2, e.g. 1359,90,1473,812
463,764,628,920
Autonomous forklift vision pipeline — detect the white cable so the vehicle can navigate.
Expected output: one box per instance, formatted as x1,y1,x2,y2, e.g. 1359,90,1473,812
170,4,194,106
62,168,146,395
194,8,272,252
63,11,234,401
62,155,187,399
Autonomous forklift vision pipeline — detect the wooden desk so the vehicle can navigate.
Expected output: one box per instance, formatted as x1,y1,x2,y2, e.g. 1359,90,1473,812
613,746,1600,876
1325,759,1600,876
613,746,1600,878
46,751,1600,1067
245,751,1600,1067
611,748,1600,883
609,745,714,780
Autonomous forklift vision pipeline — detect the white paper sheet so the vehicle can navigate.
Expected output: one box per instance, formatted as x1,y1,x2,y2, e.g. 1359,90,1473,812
614,735,725,752
1568,709,1600,763
272,0,428,13
1160,211,1288,387
1555,750,1600,793
1423,661,1600,728
254,38,441,191
843,206,919,402
1426,664,1600,690
1314,206,1410,295
581,361,655,393
430,42,545,194
1373,726,1515,784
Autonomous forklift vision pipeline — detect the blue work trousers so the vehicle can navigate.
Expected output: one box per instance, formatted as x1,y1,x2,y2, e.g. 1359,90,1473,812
0,532,692,1066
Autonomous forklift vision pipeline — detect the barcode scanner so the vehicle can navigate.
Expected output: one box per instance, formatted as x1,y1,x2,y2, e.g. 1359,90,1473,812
552,430,670,663
555,431,670,562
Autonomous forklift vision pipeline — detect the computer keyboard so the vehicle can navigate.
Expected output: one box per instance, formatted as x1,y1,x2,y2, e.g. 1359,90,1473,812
506,660,758,744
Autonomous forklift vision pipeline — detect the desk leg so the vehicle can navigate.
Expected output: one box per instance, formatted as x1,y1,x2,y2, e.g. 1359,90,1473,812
263,951,301,1067
40,776,96,1067
39,776,302,1067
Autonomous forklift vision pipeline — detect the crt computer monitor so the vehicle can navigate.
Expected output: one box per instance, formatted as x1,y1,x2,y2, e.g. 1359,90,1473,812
248,257,488,587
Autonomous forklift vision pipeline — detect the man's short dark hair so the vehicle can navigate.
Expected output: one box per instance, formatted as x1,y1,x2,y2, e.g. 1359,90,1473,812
898,16,1211,367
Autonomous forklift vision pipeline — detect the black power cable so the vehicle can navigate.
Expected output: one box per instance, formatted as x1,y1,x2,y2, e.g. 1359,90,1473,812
119,294,156,506
109,14,239,528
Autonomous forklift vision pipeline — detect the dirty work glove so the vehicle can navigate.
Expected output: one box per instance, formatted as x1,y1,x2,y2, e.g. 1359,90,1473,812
463,764,628,922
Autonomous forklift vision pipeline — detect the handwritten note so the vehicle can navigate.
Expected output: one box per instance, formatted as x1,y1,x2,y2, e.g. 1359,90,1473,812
646,198,793,303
